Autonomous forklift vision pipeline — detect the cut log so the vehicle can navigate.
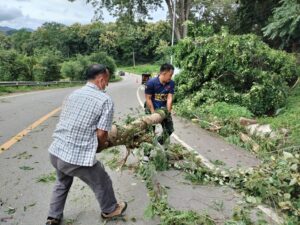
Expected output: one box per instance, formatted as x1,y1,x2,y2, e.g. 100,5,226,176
239,117,257,126
239,132,260,153
98,109,168,152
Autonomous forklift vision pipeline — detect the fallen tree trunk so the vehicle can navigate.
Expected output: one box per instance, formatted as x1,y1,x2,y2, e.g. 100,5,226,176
98,109,168,152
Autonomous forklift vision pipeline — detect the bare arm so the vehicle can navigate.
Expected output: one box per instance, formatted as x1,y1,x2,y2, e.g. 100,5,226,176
167,93,173,113
97,129,109,151
145,94,155,113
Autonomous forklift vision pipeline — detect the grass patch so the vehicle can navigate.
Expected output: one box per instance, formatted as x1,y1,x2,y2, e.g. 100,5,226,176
0,78,122,96
117,64,160,75
172,83,300,223
258,83,300,146
12,151,32,160
203,102,253,121
0,83,84,96
19,166,34,171
23,202,36,212
36,171,56,183
211,159,226,166
5,207,16,215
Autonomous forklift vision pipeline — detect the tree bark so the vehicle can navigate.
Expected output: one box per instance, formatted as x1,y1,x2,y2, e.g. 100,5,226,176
98,110,168,152
165,0,181,40
165,0,193,40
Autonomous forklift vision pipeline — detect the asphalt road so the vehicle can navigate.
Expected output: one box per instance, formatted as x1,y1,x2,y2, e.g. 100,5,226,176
0,74,278,225
0,75,141,147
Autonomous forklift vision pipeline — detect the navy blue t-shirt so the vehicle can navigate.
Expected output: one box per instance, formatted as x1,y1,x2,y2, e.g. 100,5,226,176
145,76,175,109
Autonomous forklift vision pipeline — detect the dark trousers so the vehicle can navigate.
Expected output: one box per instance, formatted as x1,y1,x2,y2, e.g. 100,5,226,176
144,103,174,144
48,154,117,219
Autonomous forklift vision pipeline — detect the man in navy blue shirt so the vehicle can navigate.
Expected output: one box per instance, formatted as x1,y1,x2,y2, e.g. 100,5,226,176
145,63,175,144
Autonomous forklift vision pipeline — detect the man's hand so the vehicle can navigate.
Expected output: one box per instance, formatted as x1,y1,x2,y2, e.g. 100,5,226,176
96,129,108,152
145,94,155,113
167,94,173,113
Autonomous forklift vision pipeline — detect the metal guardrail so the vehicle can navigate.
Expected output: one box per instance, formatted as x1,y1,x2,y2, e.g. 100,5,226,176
0,81,84,87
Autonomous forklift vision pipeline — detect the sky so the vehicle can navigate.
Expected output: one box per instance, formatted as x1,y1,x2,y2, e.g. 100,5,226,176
0,0,167,30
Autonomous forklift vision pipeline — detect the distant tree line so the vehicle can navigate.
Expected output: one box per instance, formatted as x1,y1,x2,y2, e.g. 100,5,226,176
1,0,299,81
0,21,172,81
74,0,300,52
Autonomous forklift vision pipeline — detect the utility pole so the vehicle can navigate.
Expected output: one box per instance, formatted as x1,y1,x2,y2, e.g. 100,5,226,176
133,50,136,68
170,0,176,64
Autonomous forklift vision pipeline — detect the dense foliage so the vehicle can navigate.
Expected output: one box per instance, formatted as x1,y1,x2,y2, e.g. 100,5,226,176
176,145,300,224
233,0,280,35
174,33,300,115
0,49,33,81
263,0,300,51
61,52,116,81
0,21,171,81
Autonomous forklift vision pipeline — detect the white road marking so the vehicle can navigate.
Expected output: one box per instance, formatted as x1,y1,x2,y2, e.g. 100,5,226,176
171,133,215,170
0,89,60,99
0,85,83,100
136,85,283,225
136,85,144,107
257,206,283,225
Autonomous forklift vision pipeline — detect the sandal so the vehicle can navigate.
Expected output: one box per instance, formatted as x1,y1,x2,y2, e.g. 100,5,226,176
101,202,127,219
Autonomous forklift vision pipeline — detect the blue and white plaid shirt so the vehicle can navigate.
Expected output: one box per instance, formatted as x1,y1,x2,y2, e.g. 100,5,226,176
49,82,114,166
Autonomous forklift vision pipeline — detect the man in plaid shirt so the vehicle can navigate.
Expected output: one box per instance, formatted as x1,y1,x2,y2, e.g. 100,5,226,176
46,64,127,225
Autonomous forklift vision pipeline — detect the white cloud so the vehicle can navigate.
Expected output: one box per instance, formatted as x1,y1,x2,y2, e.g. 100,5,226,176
0,6,23,22
0,0,167,29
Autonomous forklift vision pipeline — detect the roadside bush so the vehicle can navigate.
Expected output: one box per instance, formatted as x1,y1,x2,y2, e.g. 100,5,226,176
61,52,117,81
33,49,62,81
60,60,83,81
61,54,90,81
174,34,300,115
202,102,253,121
0,49,33,81
88,52,116,79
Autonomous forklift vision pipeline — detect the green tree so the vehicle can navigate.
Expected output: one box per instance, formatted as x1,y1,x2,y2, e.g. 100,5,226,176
99,20,171,64
61,60,83,80
83,22,105,54
69,0,204,40
61,54,92,81
99,28,119,58
10,29,32,53
62,23,88,57
233,0,280,35
14,55,35,81
263,0,300,51
193,0,237,33
0,33,11,50
174,34,300,115
141,21,172,61
26,22,66,55
88,52,117,78
61,52,117,80
0,50,32,81
33,49,62,81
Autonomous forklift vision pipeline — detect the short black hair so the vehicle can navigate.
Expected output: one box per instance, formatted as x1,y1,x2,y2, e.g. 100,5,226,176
160,63,174,73
86,64,108,80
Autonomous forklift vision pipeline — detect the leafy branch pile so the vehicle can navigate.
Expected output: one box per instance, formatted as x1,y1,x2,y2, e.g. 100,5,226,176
137,144,216,225
104,141,300,224
101,109,299,224
174,33,300,115
102,142,217,224
124,142,299,224
169,145,300,224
